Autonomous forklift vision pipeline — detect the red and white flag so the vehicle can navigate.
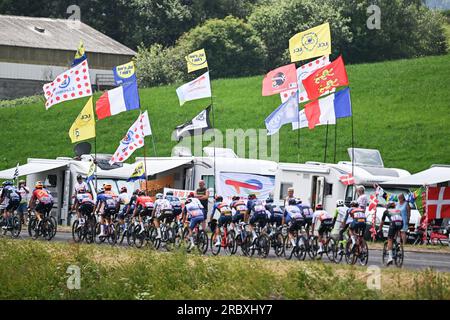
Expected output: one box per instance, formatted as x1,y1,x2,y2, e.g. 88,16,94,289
339,173,355,186
262,64,298,96
368,194,379,240
110,111,152,165
280,56,331,104
302,55,349,101
426,187,450,219
43,60,92,109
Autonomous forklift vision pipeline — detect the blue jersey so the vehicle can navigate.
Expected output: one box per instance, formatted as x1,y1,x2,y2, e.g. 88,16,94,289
97,193,116,209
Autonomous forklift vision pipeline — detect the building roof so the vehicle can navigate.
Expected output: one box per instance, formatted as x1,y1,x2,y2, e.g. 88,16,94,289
0,15,136,56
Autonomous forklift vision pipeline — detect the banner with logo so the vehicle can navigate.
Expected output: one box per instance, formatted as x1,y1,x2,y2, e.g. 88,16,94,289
69,97,96,143
185,49,208,73
289,22,331,62
113,61,137,86
217,172,275,199
163,188,195,200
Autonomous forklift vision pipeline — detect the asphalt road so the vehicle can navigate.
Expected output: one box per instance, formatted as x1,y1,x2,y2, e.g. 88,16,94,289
8,230,450,272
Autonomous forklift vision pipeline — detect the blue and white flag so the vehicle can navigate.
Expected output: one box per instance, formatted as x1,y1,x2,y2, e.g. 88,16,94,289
265,91,299,135
113,61,138,86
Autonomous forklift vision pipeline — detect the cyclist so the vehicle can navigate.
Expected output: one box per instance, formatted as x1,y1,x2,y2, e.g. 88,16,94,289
246,194,257,216
28,181,53,223
212,196,233,247
117,186,130,230
378,201,404,265
152,193,173,240
265,197,284,229
17,180,30,224
343,201,367,250
95,185,117,237
72,187,95,229
182,194,205,250
248,197,268,244
312,204,333,254
0,181,21,230
300,201,314,237
283,198,304,248
230,196,248,225
333,199,349,255
165,191,183,218
132,190,154,234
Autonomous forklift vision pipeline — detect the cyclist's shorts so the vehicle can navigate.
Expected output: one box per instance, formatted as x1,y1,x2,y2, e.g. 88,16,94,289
36,202,53,215
102,207,116,218
190,215,204,230
304,217,313,227
270,213,283,226
388,223,403,239
138,206,152,217
6,199,20,211
350,220,366,234
118,204,133,220
218,215,232,227
289,219,303,233
159,211,175,223
318,218,334,235
232,213,245,223
79,203,94,216
250,213,267,227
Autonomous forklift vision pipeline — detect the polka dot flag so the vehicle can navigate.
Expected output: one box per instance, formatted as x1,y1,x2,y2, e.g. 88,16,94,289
109,111,152,165
43,60,92,109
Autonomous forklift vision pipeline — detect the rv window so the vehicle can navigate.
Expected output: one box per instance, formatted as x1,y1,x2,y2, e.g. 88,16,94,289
280,183,293,200
345,185,354,206
324,182,333,196
46,175,57,187
201,175,215,189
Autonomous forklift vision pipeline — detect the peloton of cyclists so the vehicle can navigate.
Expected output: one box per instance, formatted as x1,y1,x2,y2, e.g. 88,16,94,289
0,181,21,230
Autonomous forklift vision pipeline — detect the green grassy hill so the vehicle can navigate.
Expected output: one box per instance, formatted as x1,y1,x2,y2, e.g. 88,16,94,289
0,54,449,173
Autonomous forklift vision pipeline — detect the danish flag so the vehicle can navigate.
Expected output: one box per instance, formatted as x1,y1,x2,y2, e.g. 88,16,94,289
339,173,355,186
426,187,450,219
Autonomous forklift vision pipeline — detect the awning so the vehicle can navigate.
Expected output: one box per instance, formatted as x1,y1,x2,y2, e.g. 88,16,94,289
97,158,193,179
0,161,68,179
381,166,450,187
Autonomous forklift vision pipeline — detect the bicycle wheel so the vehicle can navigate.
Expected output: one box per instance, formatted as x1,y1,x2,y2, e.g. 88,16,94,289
210,232,221,256
284,236,295,260
240,233,251,256
229,230,238,255
345,240,356,265
11,215,21,238
272,233,284,257
296,236,307,261
148,225,161,250
395,242,404,268
326,238,335,262
197,230,209,254
133,225,146,249
358,240,369,266
28,217,36,237
164,226,175,251
50,216,57,238
72,220,82,243
85,219,95,244
258,234,270,258
107,224,117,245
334,241,344,264
94,223,106,244
43,218,55,241
308,237,319,259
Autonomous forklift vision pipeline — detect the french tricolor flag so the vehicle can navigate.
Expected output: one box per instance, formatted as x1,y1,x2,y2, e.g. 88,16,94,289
293,88,352,130
95,81,140,120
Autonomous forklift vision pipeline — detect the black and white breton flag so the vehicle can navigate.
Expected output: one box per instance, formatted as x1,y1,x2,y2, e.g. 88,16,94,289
13,163,19,181
175,106,211,141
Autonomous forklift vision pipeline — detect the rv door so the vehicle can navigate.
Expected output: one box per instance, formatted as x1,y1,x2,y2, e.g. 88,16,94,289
313,176,325,208
344,185,355,207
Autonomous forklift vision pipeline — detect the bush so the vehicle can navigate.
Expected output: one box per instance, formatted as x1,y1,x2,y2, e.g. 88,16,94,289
340,0,448,62
136,16,269,86
248,0,352,68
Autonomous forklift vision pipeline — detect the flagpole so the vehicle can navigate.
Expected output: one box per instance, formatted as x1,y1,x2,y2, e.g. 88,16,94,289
207,66,216,196
297,104,301,163
94,133,98,191
333,119,337,163
351,114,355,177
324,121,329,163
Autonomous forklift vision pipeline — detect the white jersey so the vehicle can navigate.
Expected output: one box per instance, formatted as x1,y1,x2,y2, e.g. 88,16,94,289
154,198,173,215
312,210,332,224
118,193,130,205
185,201,204,218
74,182,89,194
334,206,348,225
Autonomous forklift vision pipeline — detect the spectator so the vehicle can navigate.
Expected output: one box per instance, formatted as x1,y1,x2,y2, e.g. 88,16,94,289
17,180,29,224
356,185,368,210
284,187,295,207
396,193,411,245
195,180,210,230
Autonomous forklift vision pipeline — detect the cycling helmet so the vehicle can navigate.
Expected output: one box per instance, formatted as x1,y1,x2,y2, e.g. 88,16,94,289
350,200,359,208
248,193,256,200
215,196,223,203
19,180,26,184
97,187,105,194
166,190,174,196
133,189,140,195
35,181,43,189
315,204,323,210
120,186,128,193
138,190,146,196
2,181,12,187
104,184,112,191
76,175,82,180
295,198,302,204
156,193,163,200
336,199,345,207
188,192,195,198
265,197,274,204
232,196,240,201
288,198,297,206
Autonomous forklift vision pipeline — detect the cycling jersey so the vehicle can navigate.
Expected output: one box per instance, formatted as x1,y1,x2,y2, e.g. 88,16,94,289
1,186,21,202
382,208,403,238
97,193,117,216
312,210,332,224
214,202,233,216
118,193,130,205
76,193,94,205
33,189,52,204
301,205,314,221
285,205,303,221
185,201,204,219
251,200,266,216
165,196,182,215
136,196,154,209
348,208,366,222
154,198,173,216
334,206,348,225
232,200,248,214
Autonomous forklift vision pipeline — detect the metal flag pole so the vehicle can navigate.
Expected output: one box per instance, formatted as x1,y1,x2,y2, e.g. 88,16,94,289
140,110,150,195
333,119,338,164
94,130,98,191
206,66,216,196
297,103,301,163
351,113,355,177
324,121,329,163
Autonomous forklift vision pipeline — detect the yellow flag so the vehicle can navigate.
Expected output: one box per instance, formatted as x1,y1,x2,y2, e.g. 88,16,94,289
69,97,96,143
289,22,331,62
185,49,208,73
75,40,85,59
129,162,146,181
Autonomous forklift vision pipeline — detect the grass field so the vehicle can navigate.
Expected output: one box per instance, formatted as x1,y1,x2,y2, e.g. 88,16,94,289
0,239,449,300
0,54,449,173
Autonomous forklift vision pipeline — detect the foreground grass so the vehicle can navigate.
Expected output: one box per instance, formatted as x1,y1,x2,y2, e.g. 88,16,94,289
0,239,449,300
0,54,449,173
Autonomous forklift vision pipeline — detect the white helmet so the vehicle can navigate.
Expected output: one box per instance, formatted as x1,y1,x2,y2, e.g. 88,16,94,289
156,193,163,200
336,199,345,207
